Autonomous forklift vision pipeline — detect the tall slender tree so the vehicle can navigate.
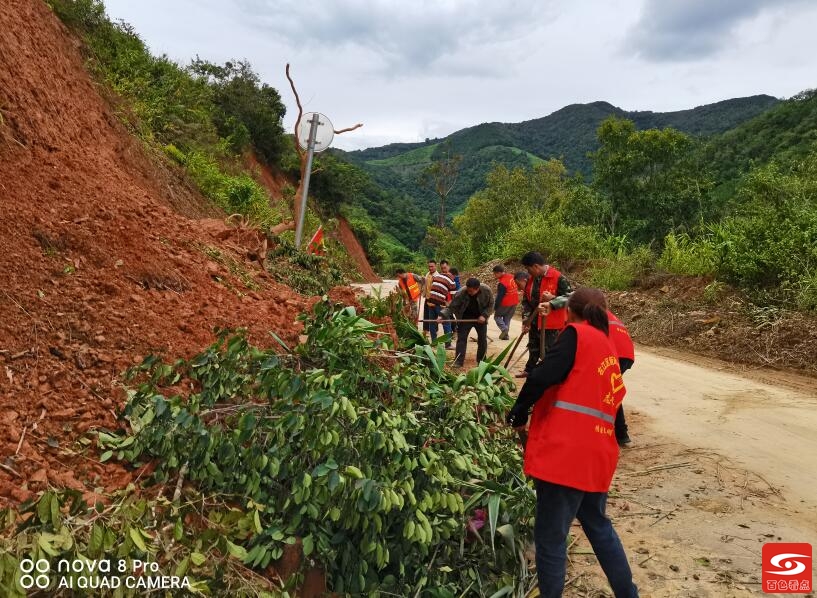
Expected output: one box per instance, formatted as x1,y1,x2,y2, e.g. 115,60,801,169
420,142,462,227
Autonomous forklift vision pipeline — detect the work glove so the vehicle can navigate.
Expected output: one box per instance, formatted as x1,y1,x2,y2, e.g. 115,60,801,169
506,403,529,428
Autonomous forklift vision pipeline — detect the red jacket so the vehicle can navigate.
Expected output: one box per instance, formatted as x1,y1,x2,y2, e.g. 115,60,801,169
607,310,635,361
497,273,519,307
523,322,625,492
524,267,567,330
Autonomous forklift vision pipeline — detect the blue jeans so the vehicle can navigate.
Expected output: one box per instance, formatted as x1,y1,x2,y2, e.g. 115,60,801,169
424,304,450,342
493,305,516,332
534,479,638,598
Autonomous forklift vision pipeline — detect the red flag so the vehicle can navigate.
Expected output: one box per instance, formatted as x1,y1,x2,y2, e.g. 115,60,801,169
306,225,325,255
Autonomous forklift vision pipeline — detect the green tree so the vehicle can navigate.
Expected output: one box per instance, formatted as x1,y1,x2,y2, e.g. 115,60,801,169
591,117,712,243
713,154,817,308
420,142,463,227
189,59,287,164
457,161,567,261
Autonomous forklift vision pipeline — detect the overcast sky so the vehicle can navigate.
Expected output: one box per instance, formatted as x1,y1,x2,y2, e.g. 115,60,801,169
103,0,817,151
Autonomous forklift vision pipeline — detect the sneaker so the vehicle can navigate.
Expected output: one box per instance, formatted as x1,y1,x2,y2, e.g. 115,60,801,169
499,330,509,340
444,344,454,350
617,434,632,447
453,362,464,369
514,371,529,379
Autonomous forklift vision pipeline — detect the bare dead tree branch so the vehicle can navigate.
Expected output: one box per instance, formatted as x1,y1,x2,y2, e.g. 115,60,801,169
285,64,363,243
285,63,304,159
334,123,363,135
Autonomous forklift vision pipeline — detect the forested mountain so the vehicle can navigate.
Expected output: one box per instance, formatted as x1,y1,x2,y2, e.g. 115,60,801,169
702,89,817,187
342,95,779,228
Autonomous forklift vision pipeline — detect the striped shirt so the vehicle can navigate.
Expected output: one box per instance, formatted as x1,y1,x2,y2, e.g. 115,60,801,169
428,273,455,306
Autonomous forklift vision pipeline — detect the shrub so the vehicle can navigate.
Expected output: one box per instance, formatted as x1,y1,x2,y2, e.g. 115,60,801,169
657,232,717,276
712,157,817,307
181,151,281,225
502,214,608,264
586,246,653,290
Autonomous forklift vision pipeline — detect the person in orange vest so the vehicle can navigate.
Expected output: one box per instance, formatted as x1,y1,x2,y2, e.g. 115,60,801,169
394,267,423,320
492,264,519,340
506,288,638,598
518,252,572,378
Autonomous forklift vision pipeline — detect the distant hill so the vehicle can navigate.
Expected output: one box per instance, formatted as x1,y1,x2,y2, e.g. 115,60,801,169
343,95,780,222
701,89,817,186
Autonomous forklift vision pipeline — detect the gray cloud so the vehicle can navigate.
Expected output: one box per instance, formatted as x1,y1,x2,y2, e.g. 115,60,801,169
231,0,551,74
625,0,809,62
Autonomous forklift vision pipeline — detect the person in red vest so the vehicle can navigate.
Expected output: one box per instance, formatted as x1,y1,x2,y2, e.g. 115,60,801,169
492,264,519,340
394,267,423,320
506,288,639,598
608,310,634,446
518,252,572,378
545,297,636,447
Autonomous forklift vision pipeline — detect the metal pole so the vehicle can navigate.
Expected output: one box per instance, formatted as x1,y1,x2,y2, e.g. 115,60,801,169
295,114,321,248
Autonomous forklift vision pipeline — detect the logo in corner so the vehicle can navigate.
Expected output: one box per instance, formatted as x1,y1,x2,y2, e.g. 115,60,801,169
763,543,812,594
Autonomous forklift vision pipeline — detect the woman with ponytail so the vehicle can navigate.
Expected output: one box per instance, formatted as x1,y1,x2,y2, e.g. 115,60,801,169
507,288,638,597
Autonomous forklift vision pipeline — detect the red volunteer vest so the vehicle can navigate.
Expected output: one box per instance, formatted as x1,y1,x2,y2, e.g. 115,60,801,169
524,267,567,330
523,322,626,492
498,273,519,307
607,310,635,361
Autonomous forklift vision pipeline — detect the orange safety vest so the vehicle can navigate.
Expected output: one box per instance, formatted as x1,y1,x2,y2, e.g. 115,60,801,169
524,267,567,330
524,322,626,492
498,273,519,307
607,310,635,361
399,275,421,302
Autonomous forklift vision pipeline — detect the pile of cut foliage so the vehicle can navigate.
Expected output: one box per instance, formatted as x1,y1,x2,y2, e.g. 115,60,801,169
2,297,536,597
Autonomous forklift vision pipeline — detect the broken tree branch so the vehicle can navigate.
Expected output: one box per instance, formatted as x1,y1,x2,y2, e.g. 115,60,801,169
334,123,363,135
285,63,304,160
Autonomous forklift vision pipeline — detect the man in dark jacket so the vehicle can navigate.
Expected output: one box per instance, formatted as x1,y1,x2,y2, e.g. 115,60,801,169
441,278,493,368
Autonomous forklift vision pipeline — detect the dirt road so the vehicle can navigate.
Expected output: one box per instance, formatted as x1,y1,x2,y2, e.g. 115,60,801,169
354,282,817,596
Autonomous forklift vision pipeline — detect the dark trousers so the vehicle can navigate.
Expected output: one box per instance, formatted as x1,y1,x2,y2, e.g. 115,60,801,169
615,406,628,440
534,479,638,598
524,326,559,372
453,321,487,367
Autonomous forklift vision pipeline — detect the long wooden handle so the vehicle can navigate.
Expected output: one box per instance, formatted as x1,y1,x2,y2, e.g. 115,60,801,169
503,334,525,368
504,311,536,368
417,319,483,323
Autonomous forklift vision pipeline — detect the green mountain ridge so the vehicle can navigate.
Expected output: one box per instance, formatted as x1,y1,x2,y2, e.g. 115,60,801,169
342,95,780,230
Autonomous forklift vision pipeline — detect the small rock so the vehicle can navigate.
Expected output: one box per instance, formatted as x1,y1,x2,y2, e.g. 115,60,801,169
30,468,48,483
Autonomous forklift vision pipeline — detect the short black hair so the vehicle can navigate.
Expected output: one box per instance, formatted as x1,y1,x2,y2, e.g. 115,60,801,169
394,267,406,275
440,259,449,266
427,259,436,264
450,267,459,275
521,251,546,266
465,277,480,289
492,265,505,273
514,270,530,280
